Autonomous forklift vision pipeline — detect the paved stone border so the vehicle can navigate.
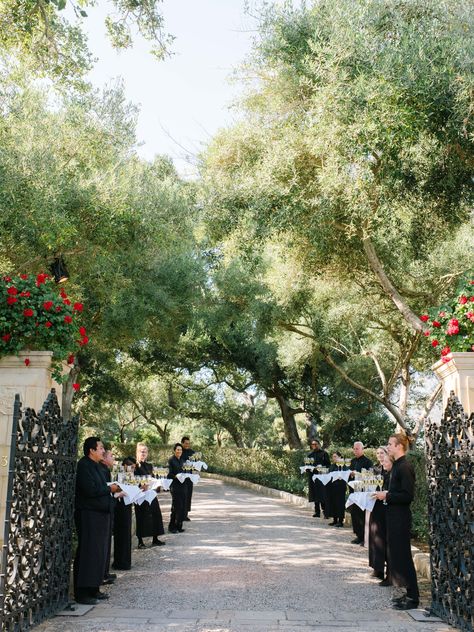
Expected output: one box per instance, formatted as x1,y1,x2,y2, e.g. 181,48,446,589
202,471,431,580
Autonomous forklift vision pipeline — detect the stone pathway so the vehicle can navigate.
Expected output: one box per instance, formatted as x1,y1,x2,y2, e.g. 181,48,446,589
36,478,454,632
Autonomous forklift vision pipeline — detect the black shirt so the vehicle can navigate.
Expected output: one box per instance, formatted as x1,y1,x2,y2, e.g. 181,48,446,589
75,456,112,513
350,455,373,472
386,455,415,505
182,448,195,461
167,455,184,479
307,449,330,468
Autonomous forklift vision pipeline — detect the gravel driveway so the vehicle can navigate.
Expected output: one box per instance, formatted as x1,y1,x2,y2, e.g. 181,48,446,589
35,478,453,632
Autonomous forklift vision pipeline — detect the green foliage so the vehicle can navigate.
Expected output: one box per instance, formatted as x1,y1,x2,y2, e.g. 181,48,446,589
0,0,172,83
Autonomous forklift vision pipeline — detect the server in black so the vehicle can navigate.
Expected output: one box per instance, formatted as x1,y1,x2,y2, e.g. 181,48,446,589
307,440,330,517
168,442,186,533
181,435,195,521
74,437,119,605
375,433,419,610
349,441,373,544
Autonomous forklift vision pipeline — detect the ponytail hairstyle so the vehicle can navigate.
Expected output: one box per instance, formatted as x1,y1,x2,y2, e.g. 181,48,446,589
389,432,414,452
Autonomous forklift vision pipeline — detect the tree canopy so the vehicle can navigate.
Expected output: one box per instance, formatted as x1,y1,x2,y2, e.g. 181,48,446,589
1,0,473,449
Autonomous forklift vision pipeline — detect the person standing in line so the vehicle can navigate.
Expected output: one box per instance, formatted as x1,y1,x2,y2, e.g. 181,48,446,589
168,443,186,533
112,457,135,571
349,441,373,545
307,439,331,518
100,448,118,586
181,435,195,522
74,437,120,605
326,451,348,527
368,448,392,582
134,443,166,548
375,433,420,610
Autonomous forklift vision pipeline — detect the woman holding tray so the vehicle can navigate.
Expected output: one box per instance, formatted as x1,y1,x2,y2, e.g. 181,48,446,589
134,443,166,549
167,442,186,533
369,448,392,582
326,451,348,527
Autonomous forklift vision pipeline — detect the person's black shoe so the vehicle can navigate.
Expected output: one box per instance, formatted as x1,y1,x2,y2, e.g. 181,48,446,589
392,598,419,610
105,573,117,580
312,513,320,518
391,595,405,603
151,539,166,546
359,541,365,546
379,578,392,586
168,528,178,533
183,517,191,521
329,521,337,526
94,592,109,600
75,597,99,605
351,538,362,544
335,522,343,527
102,577,115,585
177,528,185,533
137,542,147,549
371,570,384,579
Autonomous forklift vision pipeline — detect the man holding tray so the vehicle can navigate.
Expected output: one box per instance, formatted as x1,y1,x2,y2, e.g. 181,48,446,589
74,437,120,605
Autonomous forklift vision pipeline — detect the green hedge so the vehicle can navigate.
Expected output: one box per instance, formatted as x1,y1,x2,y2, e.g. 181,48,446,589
110,443,428,541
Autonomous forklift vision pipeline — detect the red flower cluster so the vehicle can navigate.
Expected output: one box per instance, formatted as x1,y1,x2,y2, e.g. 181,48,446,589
422,274,474,362
1,272,89,388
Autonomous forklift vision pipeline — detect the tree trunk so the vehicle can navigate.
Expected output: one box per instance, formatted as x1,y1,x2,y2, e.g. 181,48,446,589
62,365,80,421
274,392,302,449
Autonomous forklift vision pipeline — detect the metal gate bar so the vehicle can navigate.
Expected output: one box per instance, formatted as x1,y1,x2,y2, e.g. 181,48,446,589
0,390,79,632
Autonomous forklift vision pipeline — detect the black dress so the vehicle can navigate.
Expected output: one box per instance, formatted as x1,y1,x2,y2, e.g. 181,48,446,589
368,469,390,575
386,455,419,602
326,464,348,524
349,454,374,542
113,499,132,570
307,449,331,516
134,461,165,541
73,456,112,599
182,447,195,519
168,455,186,532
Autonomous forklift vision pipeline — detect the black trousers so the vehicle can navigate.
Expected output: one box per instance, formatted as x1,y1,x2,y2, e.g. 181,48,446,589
369,500,387,574
351,505,365,542
169,481,186,530
387,505,419,601
184,478,193,517
113,500,132,570
73,509,110,598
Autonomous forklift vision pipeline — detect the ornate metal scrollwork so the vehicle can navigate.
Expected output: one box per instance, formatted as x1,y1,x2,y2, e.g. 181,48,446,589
425,391,474,632
0,390,79,632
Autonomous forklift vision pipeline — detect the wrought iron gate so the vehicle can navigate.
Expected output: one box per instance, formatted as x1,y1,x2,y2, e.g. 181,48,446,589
425,392,474,632
0,390,79,632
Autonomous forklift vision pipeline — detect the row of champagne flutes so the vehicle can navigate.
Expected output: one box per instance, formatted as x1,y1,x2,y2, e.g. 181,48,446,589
303,457,352,469
351,469,384,492
111,467,169,485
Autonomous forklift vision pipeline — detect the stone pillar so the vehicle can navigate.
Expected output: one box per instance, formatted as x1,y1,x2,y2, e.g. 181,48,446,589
0,351,65,549
432,352,474,417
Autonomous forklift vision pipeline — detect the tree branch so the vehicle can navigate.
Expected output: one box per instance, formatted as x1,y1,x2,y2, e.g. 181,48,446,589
362,235,424,332
412,382,442,438
321,347,406,428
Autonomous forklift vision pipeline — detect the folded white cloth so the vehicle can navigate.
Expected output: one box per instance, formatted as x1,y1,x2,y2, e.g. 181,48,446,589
345,491,377,512
312,473,333,485
185,460,208,471
109,482,142,505
330,470,351,483
300,466,315,473
147,477,172,492
176,472,200,484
